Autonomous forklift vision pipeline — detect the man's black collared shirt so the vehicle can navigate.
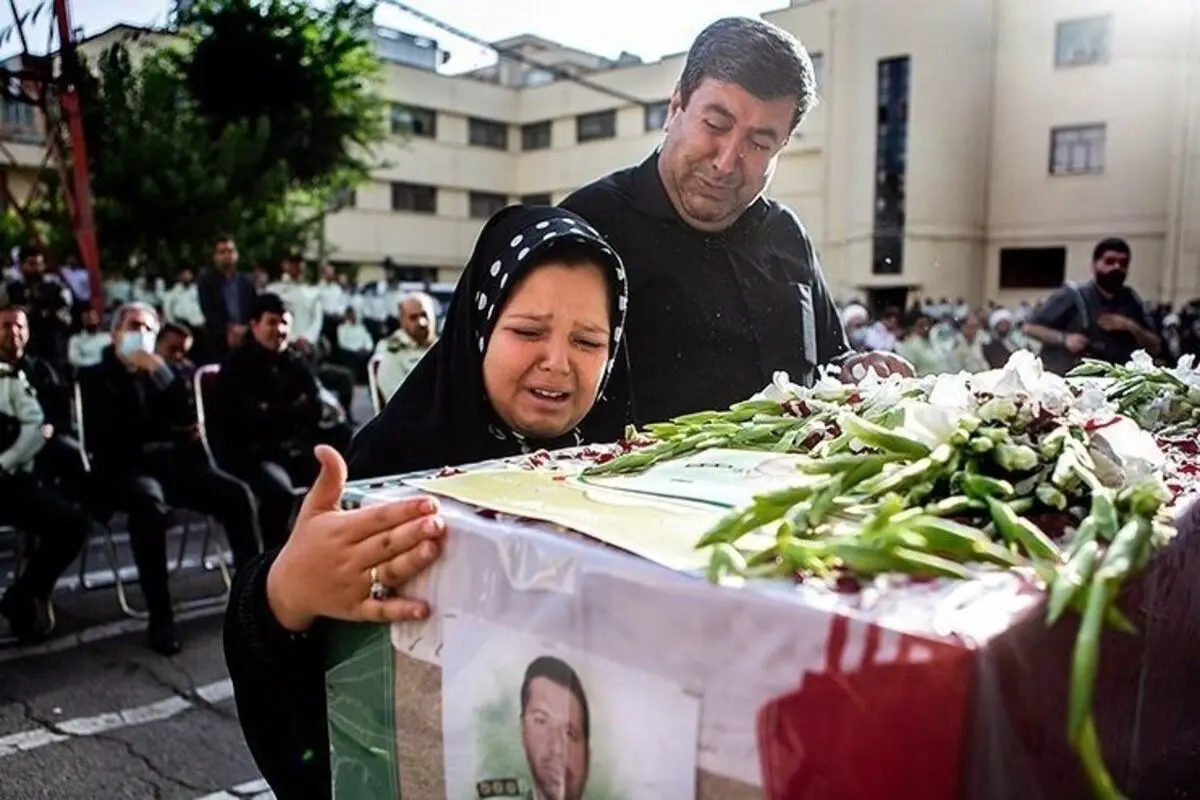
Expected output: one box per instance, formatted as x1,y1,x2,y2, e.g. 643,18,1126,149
561,153,850,436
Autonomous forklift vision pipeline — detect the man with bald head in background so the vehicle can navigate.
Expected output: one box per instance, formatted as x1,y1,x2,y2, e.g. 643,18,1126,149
371,291,438,404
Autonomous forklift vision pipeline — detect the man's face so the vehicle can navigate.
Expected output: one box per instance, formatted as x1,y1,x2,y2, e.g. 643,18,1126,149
178,269,194,286
658,78,795,232
520,677,589,800
156,331,192,366
913,317,932,338
282,258,302,280
1094,248,1130,292
251,310,290,351
401,298,432,344
0,309,28,362
214,239,238,270
320,263,335,282
21,254,44,279
81,308,100,332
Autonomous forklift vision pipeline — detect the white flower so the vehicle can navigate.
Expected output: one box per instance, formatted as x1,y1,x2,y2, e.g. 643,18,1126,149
1128,350,1156,374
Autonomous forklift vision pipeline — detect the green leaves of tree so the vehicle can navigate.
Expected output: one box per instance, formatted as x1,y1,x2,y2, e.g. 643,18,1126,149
34,0,384,275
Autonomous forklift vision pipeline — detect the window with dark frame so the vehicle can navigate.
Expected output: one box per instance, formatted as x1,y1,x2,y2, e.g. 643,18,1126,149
468,191,508,219
521,121,552,151
998,247,1068,289
872,55,910,276
810,52,826,91
1055,16,1112,67
392,266,438,283
644,101,669,132
331,186,356,210
520,192,553,206
576,110,616,143
390,104,436,138
468,117,509,150
1049,124,1106,175
390,182,437,213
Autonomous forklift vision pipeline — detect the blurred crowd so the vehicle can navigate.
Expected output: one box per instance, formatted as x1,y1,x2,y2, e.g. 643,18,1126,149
0,236,443,654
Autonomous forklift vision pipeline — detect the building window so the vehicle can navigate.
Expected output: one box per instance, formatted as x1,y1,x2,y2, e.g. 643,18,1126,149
2,100,34,128
810,52,825,92
390,182,436,213
331,186,356,210
872,55,910,276
521,121,552,151
390,104,436,138
468,117,509,150
1055,16,1112,67
644,100,669,132
520,192,552,206
523,68,556,87
468,191,508,219
999,247,1067,289
391,265,438,283
1050,124,1106,175
576,110,616,143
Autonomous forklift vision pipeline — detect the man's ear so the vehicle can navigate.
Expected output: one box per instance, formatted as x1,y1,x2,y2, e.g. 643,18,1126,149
666,85,684,130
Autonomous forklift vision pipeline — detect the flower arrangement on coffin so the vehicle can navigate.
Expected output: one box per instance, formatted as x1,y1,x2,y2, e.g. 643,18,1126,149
583,350,1195,800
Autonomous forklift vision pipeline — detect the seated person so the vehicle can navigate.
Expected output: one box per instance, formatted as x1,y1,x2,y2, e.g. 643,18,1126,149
333,307,372,382
210,293,352,549
78,303,262,655
67,307,112,369
7,309,86,498
224,205,629,797
155,321,197,376
372,291,438,403
0,305,92,642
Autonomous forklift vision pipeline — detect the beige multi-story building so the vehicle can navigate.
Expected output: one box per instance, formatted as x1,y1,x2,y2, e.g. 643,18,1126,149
2,1,1199,309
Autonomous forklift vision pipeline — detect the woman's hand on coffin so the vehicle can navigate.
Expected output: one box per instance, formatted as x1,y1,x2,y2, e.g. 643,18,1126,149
266,444,447,632
840,351,916,382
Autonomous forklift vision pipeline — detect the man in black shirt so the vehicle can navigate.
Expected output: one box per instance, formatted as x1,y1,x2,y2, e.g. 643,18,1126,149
561,17,907,436
2,246,71,364
211,293,351,549
1023,237,1162,375
79,303,262,654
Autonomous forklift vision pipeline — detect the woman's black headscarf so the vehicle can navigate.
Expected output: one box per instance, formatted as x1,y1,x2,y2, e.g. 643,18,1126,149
347,205,628,481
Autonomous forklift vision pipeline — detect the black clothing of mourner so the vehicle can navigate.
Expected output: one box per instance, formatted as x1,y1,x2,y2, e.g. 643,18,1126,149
196,267,257,358
223,205,629,800
1027,279,1153,375
18,353,86,495
0,366,92,642
79,347,261,648
5,275,71,362
560,152,852,437
211,338,352,548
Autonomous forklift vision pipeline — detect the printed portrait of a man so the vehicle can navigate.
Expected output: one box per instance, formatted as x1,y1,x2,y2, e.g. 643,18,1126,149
519,655,590,800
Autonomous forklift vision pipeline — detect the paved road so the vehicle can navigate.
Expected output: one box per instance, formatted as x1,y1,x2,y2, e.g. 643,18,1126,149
0,606,269,799
0,387,377,799
0,524,273,799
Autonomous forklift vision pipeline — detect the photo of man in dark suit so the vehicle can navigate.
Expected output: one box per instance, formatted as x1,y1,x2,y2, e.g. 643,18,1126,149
519,656,591,800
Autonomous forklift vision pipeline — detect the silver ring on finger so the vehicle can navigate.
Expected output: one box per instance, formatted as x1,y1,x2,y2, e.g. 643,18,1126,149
369,566,391,601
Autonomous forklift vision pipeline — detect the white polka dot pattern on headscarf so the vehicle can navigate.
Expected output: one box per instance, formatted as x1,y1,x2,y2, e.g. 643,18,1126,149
471,211,630,395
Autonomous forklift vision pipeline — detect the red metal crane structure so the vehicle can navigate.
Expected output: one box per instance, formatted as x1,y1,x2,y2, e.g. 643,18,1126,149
0,0,102,311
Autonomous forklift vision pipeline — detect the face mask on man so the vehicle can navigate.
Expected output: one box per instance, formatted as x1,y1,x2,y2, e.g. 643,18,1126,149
119,330,156,359
1095,269,1127,294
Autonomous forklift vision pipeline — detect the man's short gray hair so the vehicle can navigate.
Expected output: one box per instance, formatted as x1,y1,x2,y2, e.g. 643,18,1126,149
111,302,160,334
678,17,819,132
398,291,436,320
